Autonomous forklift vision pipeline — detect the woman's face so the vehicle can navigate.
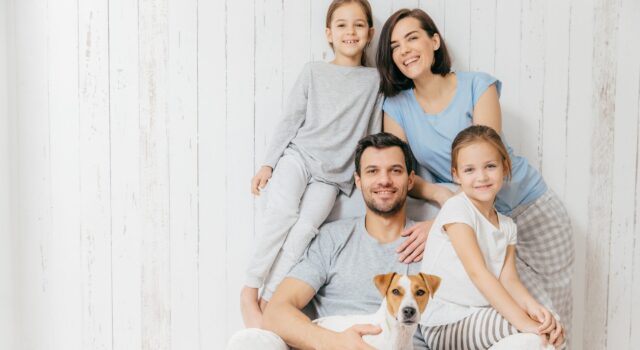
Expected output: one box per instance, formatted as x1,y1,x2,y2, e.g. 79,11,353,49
390,17,440,80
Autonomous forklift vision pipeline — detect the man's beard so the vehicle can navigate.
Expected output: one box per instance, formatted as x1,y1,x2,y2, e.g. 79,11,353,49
363,188,407,217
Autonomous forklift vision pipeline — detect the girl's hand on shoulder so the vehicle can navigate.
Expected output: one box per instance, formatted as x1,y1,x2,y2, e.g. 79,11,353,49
251,166,273,195
396,220,433,263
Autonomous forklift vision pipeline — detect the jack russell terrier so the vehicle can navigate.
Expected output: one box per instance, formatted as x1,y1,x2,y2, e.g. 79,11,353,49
314,272,441,350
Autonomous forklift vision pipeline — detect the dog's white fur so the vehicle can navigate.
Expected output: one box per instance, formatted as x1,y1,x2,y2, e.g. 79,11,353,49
314,273,439,350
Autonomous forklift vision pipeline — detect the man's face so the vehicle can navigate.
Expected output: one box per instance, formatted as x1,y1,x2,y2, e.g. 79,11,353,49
355,146,415,217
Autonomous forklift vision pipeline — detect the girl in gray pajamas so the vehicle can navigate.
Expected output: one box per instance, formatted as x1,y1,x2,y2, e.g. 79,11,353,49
240,0,383,328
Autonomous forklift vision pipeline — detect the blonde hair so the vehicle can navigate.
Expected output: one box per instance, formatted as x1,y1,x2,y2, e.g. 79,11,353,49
451,125,512,180
325,0,373,66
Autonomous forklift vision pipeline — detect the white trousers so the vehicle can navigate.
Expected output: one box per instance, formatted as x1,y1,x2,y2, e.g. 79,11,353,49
226,328,289,350
245,149,339,300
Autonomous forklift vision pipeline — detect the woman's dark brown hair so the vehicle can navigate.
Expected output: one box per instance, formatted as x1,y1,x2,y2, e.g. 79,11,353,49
376,8,451,97
325,0,374,66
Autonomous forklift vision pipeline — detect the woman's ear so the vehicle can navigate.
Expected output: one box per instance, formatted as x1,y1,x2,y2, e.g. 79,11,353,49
432,33,441,51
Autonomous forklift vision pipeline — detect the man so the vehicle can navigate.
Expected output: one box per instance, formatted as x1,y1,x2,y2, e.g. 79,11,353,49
228,133,429,350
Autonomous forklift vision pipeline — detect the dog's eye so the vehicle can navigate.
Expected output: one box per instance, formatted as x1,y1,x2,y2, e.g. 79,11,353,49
416,289,426,296
392,288,401,296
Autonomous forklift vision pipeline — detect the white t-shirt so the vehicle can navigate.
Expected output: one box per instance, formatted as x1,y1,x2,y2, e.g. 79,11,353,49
420,192,517,327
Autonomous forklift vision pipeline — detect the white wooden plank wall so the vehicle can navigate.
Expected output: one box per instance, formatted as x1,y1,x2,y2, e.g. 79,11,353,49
2,0,639,349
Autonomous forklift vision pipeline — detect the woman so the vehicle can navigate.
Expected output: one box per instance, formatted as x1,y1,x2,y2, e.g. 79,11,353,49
375,8,574,336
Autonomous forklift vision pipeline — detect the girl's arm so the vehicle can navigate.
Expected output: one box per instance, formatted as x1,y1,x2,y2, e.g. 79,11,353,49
445,223,540,333
383,113,453,206
472,84,502,133
500,245,563,338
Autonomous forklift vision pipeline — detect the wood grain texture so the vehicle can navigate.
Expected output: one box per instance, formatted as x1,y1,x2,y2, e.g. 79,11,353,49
2,1,640,349
109,0,142,349
584,0,619,347
138,1,171,349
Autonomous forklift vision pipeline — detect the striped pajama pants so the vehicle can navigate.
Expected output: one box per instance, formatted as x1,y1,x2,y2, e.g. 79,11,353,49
422,308,518,350
512,189,574,338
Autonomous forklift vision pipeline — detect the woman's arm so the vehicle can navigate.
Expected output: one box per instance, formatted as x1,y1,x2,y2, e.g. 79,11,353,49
383,113,453,206
472,84,502,133
445,223,540,333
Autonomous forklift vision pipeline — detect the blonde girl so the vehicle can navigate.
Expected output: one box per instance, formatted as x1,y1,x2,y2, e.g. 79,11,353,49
241,0,382,328
419,125,564,349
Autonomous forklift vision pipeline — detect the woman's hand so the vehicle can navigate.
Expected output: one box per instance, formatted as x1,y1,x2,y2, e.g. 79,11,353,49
396,220,433,263
251,166,273,195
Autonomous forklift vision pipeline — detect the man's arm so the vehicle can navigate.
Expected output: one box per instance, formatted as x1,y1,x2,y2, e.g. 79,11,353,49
262,277,379,350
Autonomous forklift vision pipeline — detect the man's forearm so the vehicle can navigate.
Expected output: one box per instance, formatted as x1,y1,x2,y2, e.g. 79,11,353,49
263,302,336,350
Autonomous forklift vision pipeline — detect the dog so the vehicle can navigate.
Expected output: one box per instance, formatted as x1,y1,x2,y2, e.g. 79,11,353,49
314,272,441,350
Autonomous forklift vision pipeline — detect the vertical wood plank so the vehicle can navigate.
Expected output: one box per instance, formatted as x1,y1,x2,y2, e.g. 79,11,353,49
469,0,496,74
138,1,171,349
540,0,571,196
494,0,521,151
78,0,113,348
392,0,420,11
632,79,640,348
0,0,14,348
444,0,470,71
197,0,228,347
565,0,594,344
606,0,640,347
419,0,446,35
311,0,332,62
13,0,51,348
109,0,142,348
283,0,311,94
584,0,619,347
226,0,256,337
168,0,200,348
48,0,82,348
517,0,545,168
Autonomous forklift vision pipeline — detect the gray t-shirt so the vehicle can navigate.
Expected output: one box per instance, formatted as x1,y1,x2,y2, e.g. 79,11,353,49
288,217,428,349
263,61,382,195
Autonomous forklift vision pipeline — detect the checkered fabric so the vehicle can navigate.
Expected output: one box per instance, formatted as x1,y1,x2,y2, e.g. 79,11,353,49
512,189,574,339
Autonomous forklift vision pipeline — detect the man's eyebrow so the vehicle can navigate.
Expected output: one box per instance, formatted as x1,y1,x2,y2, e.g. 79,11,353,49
391,30,419,45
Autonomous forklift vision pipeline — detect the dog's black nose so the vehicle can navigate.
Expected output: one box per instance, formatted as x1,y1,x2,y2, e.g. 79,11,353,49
402,307,416,319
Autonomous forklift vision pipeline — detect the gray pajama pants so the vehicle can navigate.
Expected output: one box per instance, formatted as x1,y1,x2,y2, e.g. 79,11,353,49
512,190,574,336
245,149,339,300
422,308,519,350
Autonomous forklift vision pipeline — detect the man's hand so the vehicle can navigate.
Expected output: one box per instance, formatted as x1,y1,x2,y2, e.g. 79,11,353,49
251,166,273,195
396,220,433,263
319,324,381,350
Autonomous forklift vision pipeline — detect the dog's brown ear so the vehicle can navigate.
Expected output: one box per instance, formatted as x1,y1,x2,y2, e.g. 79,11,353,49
373,272,397,297
419,273,441,298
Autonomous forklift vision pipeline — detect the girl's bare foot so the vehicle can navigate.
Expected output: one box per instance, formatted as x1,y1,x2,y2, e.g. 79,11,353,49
240,286,263,328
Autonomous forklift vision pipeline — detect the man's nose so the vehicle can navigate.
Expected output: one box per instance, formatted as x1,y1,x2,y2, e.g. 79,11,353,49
378,171,392,184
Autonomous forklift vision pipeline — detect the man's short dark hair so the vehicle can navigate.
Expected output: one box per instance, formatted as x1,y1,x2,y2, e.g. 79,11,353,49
355,132,415,175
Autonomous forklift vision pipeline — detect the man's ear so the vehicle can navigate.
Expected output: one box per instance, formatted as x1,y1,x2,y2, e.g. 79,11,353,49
407,170,416,191
354,171,362,189
374,272,397,297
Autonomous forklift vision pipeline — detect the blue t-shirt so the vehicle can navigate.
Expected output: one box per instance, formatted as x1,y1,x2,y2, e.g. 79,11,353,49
383,71,546,215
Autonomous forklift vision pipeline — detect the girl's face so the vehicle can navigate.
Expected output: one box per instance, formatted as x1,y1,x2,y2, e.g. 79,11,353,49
452,141,507,208
326,3,373,64
390,17,440,80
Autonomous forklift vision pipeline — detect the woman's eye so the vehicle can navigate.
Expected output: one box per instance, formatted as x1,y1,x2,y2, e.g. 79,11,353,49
409,36,417,41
